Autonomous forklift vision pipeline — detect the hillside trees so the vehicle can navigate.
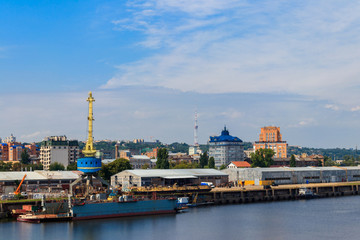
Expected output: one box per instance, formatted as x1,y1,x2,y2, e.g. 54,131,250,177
99,158,132,181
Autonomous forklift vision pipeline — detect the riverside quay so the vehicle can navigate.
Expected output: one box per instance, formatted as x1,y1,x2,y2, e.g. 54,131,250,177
224,166,360,185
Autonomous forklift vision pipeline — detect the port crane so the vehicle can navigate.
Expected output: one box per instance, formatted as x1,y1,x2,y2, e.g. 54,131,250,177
69,92,109,197
14,174,27,195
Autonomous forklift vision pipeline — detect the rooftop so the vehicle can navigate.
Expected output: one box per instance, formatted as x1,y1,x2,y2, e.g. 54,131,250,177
0,171,82,181
230,161,251,168
115,169,228,178
209,127,243,143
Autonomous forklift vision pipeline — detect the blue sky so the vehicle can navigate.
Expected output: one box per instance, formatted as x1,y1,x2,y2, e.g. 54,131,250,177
1,0,360,148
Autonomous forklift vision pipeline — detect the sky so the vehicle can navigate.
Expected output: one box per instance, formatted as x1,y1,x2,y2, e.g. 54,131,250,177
1,0,360,148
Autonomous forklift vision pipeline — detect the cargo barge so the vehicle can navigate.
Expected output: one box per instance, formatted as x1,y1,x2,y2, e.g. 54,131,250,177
16,196,178,222
71,198,178,220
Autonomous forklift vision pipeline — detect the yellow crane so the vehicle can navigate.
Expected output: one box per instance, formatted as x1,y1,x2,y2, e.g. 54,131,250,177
82,91,97,157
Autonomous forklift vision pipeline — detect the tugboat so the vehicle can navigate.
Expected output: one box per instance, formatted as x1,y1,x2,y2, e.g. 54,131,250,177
298,186,317,199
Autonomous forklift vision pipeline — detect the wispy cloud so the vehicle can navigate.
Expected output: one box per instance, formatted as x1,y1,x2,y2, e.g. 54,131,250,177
220,109,243,120
20,131,51,142
351,106,360,112
325,104,339,111
289,119,316,128
103,1,360,107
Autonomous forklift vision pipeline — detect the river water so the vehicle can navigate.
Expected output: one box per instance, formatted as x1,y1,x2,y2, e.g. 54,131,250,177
2,196,360,240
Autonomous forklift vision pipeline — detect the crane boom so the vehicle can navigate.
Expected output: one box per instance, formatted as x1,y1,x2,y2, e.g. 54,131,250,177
14,174,27,195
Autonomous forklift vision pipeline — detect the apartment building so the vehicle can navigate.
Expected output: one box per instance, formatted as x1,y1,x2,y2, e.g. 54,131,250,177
40,136,80,170
208,127,244,168
254,126,288,158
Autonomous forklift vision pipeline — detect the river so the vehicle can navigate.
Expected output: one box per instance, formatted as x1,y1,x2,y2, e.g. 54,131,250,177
1,196,360,240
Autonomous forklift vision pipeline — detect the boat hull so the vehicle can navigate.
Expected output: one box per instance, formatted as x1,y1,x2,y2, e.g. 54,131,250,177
17,214,71,223
71,199,177,220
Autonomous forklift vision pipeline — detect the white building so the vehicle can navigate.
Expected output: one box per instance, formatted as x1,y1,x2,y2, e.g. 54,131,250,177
4,134,16,143
40,136,80,170
129,155,154,169
188,145,203,155
208,127,244,168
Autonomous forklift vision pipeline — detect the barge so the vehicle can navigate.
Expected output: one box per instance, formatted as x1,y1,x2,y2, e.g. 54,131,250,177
71,198,178,220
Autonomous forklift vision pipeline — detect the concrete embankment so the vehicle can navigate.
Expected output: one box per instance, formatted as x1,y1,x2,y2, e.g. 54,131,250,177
203,182,360,204
2,181,360,219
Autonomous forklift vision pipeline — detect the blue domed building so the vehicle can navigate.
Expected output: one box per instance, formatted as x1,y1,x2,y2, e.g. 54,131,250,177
208,127,244,168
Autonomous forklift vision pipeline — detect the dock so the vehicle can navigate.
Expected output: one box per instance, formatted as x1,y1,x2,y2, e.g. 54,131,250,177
207,181,360,204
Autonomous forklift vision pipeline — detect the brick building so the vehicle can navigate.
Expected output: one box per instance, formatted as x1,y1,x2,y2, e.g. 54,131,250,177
254,126,288,158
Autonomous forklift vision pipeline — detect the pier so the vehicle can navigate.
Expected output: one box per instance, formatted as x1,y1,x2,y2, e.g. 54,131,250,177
206,181,360,204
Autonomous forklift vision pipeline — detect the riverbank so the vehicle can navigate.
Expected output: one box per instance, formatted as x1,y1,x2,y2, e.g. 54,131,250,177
2,181,360,220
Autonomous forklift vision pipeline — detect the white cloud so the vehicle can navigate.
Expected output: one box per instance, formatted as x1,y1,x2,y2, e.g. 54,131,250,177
104,1,360,107
20,131,51,141
288,119,316,128
325,104,339,111
220,109,243,120
351,106,360,112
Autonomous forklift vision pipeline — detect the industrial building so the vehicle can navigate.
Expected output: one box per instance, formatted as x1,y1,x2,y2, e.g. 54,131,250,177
111,169,228,188
223,166,360,185
0,171,82,195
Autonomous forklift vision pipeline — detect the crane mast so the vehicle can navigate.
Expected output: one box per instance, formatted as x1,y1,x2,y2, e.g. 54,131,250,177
82,92,96,157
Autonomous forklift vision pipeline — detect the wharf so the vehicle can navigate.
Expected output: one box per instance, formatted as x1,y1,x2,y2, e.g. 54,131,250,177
207,181,360,204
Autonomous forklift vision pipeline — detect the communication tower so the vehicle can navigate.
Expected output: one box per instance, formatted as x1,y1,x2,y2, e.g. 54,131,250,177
194,111,199,147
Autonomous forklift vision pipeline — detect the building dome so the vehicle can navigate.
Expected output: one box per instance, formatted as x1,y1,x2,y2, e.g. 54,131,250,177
209,127,243,143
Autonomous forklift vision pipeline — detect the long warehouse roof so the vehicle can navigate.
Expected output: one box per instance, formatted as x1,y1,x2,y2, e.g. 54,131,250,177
0,171,82,181
116,169,228,178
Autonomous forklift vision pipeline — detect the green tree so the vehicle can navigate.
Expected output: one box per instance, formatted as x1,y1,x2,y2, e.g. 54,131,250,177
156,148,169,169
99,158,132,181
220,164,227,170
21,149,30,164
342,155,357,166
289,154,296,167
323,156,338,166
171,160,199,169
141,163,150,169
67,162,77,170
250,149,275,168
208,157,215,168
49,162,65,171
31,163,43,170
199,152,209,168
12,163,21,171
0,161,12,171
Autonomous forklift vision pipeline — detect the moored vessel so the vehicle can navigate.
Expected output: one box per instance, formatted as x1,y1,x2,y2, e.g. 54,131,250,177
71,198,177,220
17,213,71,223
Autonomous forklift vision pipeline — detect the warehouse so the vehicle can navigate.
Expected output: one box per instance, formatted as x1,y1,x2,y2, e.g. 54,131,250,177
0,171,82,195
223,166,360,185
111,169,228,188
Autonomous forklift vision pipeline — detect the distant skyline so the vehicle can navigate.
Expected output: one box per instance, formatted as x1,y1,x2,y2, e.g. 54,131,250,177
1,1,360,148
